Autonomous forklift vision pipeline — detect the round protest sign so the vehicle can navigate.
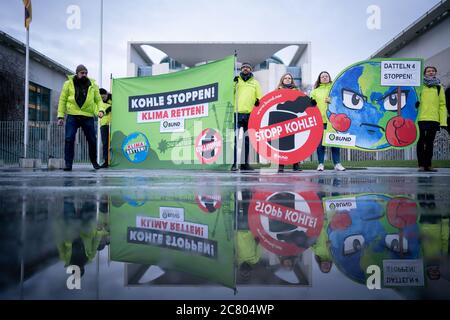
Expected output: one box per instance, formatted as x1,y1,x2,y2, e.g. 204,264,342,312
194,128,223,164
248,89,323,165
122,132,150,163
248,191,324,256
195,194,222,213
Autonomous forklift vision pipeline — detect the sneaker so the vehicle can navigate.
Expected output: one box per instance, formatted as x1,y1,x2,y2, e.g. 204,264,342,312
418,167,425,172
230,164,238,171
293,163,302,172
63,167,72,171
240,164,254,171
424,167,437,172
334,163,346,171
278,165,284,173
93,163,101,170
100,162,109,168
317,163,324,171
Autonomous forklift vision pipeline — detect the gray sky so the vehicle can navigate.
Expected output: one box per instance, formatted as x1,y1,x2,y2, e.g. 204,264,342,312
0,0,442,89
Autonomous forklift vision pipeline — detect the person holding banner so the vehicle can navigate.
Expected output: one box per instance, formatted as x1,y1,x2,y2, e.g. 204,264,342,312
310,71,346,171
57,64,105,171
416,66,447,172
231,63,262,171
99,88,112,168
275,73,302,173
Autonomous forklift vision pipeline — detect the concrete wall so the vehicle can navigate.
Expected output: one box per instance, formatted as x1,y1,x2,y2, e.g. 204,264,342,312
254,64,287,95
151,63,170,75
426,46,450,87
0,44,26,121
127,44,149,77
0,42,70,121
297,43,312,90
29,60,69,121
389,18,450,87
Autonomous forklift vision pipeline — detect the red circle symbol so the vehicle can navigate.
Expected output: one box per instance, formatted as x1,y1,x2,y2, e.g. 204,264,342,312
195,194,222,213
387,197,418,228
248,89,323,165
248,191,324,256
194,128,223,164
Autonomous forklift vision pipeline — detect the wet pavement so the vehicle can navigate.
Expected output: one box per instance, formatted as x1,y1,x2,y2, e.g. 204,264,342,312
1,166,449,300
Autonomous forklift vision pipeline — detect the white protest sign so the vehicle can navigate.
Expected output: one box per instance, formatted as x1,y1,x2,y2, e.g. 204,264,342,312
381,60,422,86
383,259,424,287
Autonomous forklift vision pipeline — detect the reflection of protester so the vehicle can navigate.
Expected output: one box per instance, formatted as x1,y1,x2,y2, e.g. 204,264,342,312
57,65,105,171
236,230,261,282
312,210,333,273
231,63,262,171
55,197,109,277
99,89,112,168
235,189,261,282
419,212,449,281
416,66,447,172
276,73,302,173
274,256,301,284
310,71,345,172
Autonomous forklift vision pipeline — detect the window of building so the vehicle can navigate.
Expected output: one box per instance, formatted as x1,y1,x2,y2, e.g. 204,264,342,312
138,66,152,77
160,57,184,71
29,82,50,122
255,56,284,71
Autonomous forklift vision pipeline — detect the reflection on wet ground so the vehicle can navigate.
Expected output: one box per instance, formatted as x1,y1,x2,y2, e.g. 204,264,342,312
0,167,449,299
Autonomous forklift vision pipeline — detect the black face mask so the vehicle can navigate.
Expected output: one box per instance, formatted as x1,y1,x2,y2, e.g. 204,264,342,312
282,83,295,89
240,72,253,82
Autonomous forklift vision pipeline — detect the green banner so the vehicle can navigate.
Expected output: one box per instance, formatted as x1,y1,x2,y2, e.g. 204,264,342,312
110,55,235,169
110,190,235,289
323,58,422,151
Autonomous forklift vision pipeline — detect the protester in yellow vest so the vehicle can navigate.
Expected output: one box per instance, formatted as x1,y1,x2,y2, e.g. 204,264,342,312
232,63,262,171
419,213,449,281
275,73,302,173
416,66,447,172
54,197,109,277
312,218,333,273
57,64,105,171
236,230,262,282
310,71,345,172
99,88,112,168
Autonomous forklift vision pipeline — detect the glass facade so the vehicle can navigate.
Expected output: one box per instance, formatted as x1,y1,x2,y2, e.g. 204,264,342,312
138,66,152,77
161,57,184,71
255,56,284,70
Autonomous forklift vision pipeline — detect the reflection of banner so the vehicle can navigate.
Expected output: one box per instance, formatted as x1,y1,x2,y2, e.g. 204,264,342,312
248,89,323,165
323,58,422,151
110,193,235,289
324,193,422,286
248,191,324,256
111,55,235,169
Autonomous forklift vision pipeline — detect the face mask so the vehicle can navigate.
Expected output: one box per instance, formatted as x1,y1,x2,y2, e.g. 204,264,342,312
282,83,295,89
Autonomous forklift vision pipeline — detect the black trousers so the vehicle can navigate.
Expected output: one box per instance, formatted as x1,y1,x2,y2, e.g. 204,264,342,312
417,121,439,168
233,113,250,165
64,115,97,167
100,125,109,164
